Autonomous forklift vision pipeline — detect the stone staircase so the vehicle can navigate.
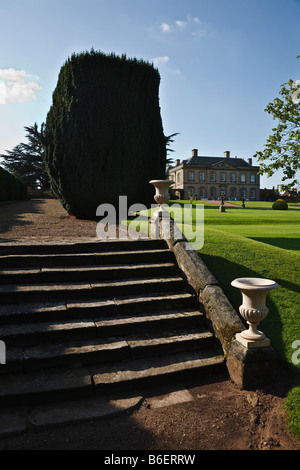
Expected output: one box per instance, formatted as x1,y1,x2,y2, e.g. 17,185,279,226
0,239,224,408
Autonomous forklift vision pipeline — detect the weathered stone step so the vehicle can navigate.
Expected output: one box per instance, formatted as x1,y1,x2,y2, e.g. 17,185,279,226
0,249,173,268
0,309,205,347
2,329,216,374
0,239,167,256
92,349,225,393
0,292,195,324
0,366,93,406
0,262,178,284
0,349,224,406
0,276,187,304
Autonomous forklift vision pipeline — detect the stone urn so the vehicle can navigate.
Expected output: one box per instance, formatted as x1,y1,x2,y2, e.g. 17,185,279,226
231,277,278,348
149,180,174,216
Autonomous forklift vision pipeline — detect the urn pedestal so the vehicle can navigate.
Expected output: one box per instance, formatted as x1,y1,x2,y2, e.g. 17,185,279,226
231,277,278,349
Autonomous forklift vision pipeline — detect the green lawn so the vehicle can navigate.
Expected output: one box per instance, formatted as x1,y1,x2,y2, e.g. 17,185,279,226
124,200,300,439
172,201,300,439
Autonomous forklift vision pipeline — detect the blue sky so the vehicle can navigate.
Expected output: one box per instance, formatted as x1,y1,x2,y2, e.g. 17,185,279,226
0,0,300,189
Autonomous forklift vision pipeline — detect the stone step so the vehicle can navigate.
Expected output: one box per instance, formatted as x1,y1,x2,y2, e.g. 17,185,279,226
0,249,173,268
0,239,225,414
92,349,225,393
0,261,178,284
0,292,196,324
0,309,205,347
0,239,167,256
0,276,187,304
0,349,224,406
2,328,216,374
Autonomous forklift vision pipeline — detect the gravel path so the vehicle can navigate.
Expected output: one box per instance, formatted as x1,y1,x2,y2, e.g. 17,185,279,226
0,198,98,242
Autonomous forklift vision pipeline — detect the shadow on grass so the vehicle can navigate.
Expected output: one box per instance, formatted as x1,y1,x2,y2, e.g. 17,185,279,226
249,237,300,252
199,252,300,385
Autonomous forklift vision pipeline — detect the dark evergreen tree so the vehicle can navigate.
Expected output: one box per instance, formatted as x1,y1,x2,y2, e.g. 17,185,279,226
0,123,50,190
0,166,27,202
44,50,166,218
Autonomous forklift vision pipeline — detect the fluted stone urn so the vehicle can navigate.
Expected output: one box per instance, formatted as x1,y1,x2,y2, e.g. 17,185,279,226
231,277,278,348
149,180,174,216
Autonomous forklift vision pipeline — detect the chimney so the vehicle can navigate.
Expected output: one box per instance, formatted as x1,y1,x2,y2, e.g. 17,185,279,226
176,159,180,166
248,158,252,166
192,149,198,157
224,151,230,159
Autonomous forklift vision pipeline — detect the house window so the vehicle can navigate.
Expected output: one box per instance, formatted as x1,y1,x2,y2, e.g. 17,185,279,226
250,188,256,200
241,188,247,199
250,174,256,183
241,173,246,183
177,172,180,182
220,172,226,182
210,172,216,182
230,187,237,199
188,186,195,197
199,187,205,198
210,187,216,199
199,171,205,182
230,173,236,182
188,171,195,181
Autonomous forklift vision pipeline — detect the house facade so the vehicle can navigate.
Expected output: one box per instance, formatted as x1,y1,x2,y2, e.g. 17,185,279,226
168,149,260,200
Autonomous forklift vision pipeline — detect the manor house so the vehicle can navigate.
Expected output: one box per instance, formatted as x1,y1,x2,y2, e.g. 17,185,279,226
168,149,260,200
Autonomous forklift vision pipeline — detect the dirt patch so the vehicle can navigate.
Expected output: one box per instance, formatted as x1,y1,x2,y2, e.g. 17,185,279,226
0,371,299,451
0,198,299,451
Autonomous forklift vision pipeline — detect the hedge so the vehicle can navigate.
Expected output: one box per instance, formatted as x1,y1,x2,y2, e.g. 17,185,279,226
0,166,27,202
44,50,166,218
272,198,288,210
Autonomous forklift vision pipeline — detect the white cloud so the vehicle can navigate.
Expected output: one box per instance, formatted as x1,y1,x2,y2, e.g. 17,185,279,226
0,82,6,105
160,22,173,33
193,17,204,25
151,56,181,75
175,20,187,30
152,56,169,67
0,68,42,104
159,16,210,37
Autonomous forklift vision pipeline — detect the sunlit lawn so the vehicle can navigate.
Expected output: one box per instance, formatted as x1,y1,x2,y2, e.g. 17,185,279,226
175,201,300,439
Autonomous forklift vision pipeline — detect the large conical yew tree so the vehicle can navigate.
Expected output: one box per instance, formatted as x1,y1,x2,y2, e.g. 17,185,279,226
44,50,166,218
